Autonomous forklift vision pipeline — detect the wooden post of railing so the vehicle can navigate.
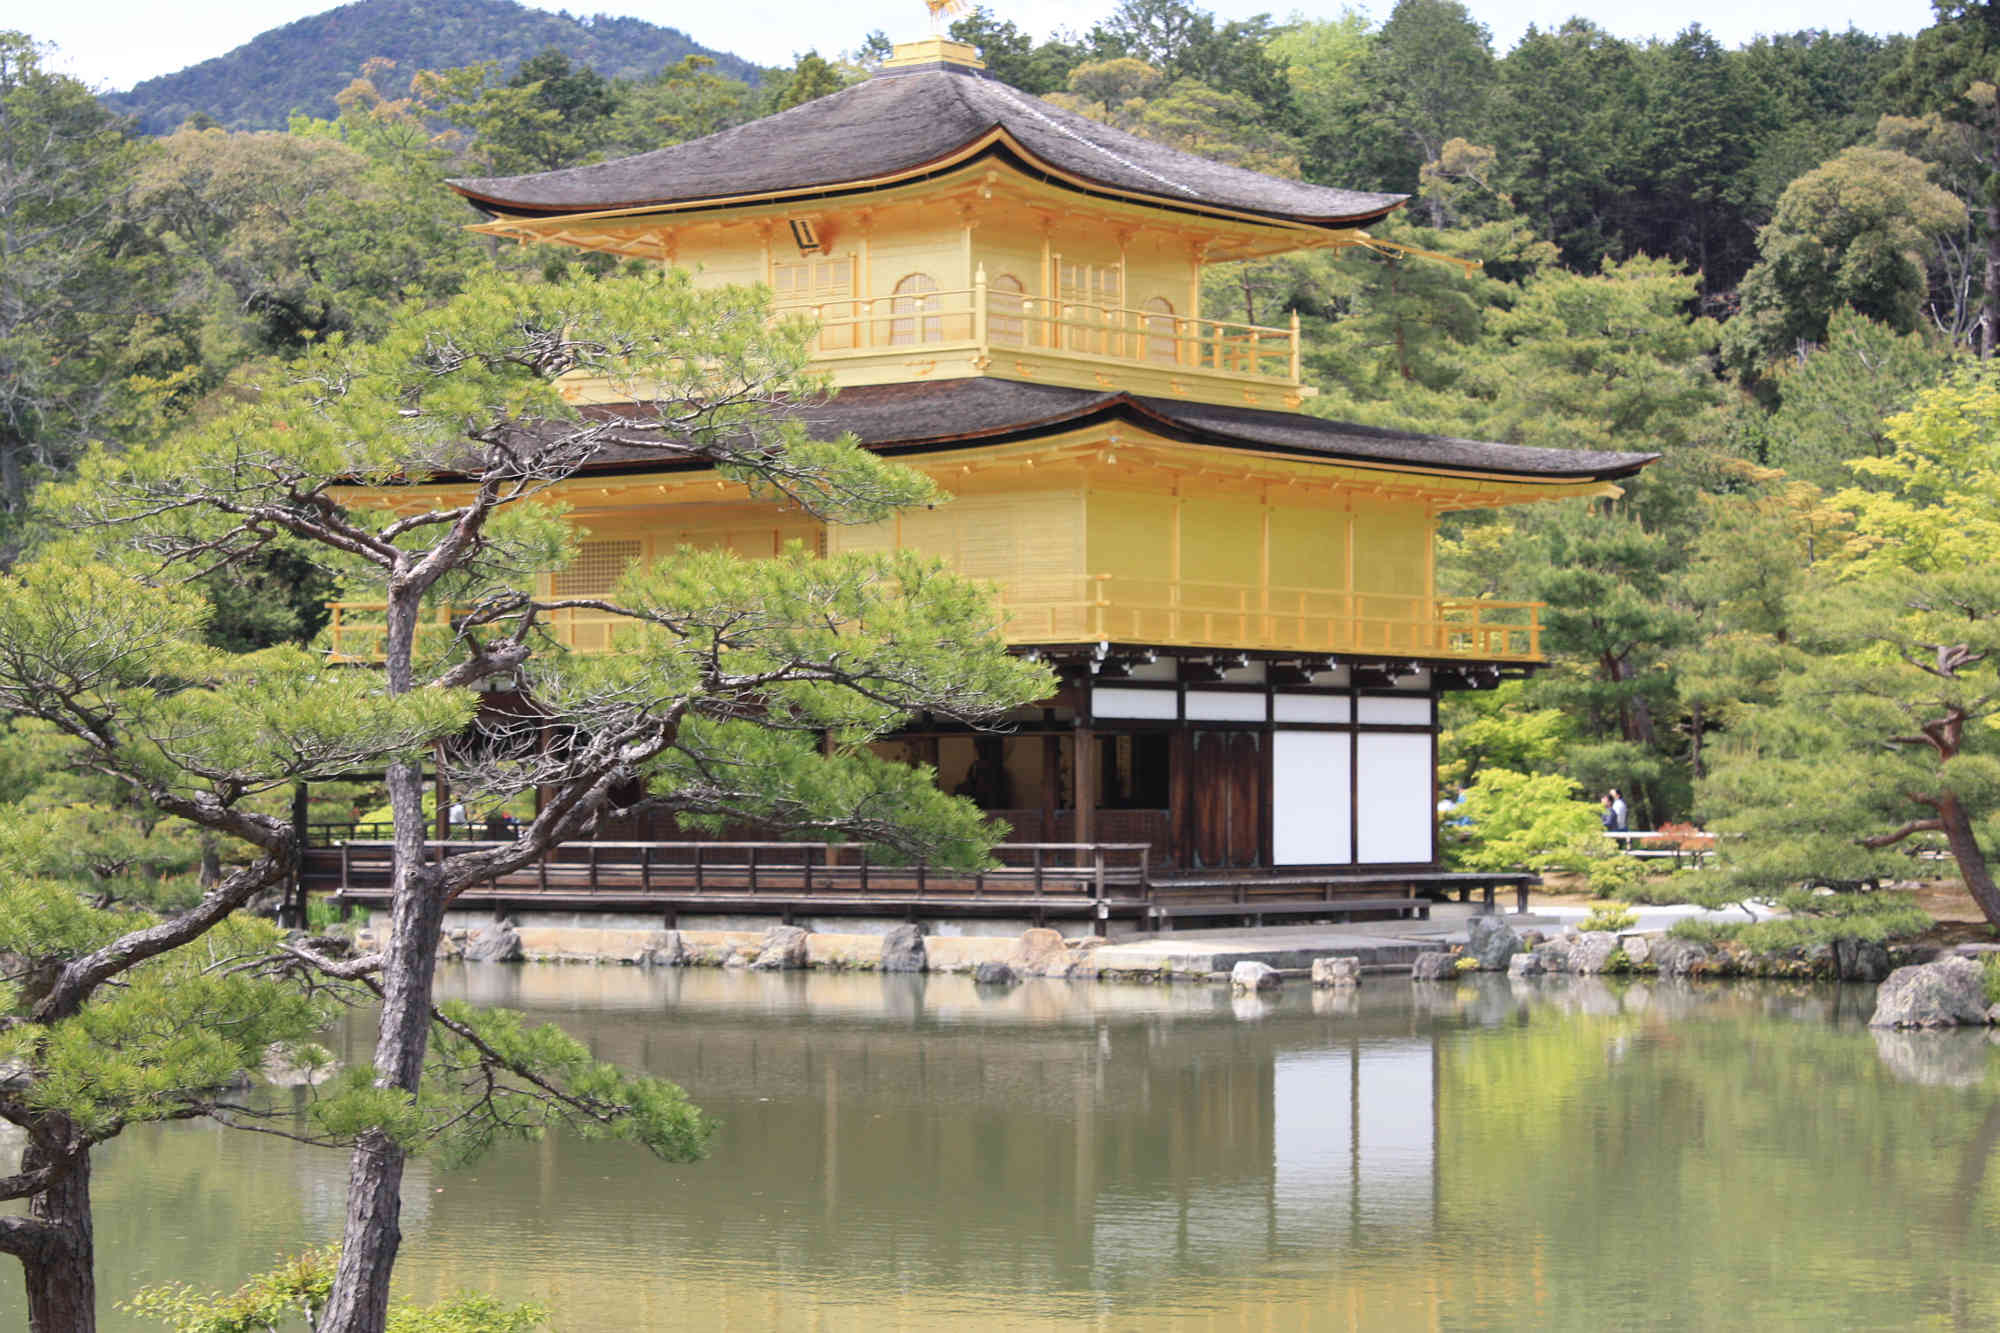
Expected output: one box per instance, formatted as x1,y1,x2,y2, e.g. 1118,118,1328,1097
1033,846,1044,897
537,849,548,892
859,848,870,893
916,860,927,898
1289,310,1302,384
693,843,704,894
640,844,651,893
1093,845,1105,898
340,841,351,894
973,264,988,359
803,845,815,896
588,843,599,893
748,845,759,895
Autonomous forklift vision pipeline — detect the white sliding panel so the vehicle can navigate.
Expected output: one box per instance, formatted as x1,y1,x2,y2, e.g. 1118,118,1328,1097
1356,732,1433,863
1186,690,1266,722
1092,687,1177,720
1356,696,1432,725
1274,693,1351,723
1272,731,1353,865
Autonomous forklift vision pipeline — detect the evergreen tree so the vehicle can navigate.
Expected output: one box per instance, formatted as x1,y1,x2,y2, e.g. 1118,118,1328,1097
48,270,1051,1333
1725,146,1965,371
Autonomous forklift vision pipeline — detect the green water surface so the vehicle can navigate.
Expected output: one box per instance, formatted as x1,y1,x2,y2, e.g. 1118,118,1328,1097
7,965,1998,1331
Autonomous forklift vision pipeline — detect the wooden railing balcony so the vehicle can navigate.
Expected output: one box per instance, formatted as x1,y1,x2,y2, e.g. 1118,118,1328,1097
767,272,1302,391
326,581,1541,662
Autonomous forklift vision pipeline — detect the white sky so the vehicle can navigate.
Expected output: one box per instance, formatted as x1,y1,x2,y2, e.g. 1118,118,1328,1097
29,0,1940,94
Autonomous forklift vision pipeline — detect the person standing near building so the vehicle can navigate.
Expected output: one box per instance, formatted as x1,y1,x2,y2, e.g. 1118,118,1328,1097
1609,789,1628,833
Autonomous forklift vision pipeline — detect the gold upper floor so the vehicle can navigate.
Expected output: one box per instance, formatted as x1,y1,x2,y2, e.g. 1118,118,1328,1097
328,426,1555,665
482,156,1367,413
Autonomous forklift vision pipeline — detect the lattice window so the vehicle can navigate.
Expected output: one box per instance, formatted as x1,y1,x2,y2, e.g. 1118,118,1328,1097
1143,296,1178,364
772,253,857,349
552,539,642,597
1055,260,1122,353
989,273,1026,346
890,272,942,346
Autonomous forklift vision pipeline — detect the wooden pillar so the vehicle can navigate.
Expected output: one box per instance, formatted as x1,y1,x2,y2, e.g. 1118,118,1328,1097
1167,724,1192,870
1041,733,1061,843
1073,723,1098,848
289,781,310,929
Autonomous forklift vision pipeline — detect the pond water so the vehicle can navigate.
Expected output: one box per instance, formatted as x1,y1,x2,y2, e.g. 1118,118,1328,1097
9,965,2000,1331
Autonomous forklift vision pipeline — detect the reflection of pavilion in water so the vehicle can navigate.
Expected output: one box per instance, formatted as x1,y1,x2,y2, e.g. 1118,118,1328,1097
422,969,1443,1296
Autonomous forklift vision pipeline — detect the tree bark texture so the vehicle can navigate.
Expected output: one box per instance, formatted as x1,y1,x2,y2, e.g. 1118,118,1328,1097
1939,792,2000,927
318,758,448,1333
321,587,448,1333
17,1140,93,1333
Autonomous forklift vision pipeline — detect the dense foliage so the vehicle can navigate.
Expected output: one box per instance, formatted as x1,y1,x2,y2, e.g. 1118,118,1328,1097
101,0,755,136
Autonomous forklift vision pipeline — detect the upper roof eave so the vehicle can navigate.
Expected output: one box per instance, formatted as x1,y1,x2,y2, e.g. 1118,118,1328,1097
370,382,1657,491
446,63,1408,235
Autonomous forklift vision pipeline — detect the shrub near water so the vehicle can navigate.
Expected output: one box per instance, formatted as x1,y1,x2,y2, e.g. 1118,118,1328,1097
1579,903,1638,933
1451,769,1605,872
1668,891,1931,952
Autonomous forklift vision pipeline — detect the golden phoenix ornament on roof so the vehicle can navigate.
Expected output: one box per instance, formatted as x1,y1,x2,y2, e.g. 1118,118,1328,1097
926,0,970,19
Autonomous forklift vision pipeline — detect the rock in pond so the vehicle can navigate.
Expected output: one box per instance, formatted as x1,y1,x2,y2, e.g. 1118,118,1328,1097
1507,951,1547,978
1650,936,1710,977
1567,932,1619,975
1531,940,1570,973
1231,960,1280,992
1411,952,1459,981
750,925,810,971
1619,934,1653,967
972,960,1019,986
261,1044,337,1088
1833,937,1891,984
464,922,523,963
1013,927,1072,978
635,930,687,968
880,923,927,973
1311,956,1361,987
1869,956,1991,1028
1466,915,1522,971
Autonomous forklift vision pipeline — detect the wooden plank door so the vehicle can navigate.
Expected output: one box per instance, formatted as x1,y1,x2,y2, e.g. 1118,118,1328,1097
1187,730,1264,868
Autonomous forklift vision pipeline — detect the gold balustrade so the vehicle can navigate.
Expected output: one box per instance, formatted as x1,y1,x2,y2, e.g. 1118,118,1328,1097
766,283,1300,387
326,580,1540,663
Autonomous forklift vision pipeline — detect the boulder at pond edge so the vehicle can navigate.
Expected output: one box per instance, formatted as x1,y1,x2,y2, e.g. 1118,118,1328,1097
464,922,523,963
1411,952,1459,981
879,923,926,973
1311,956,1361,987
1231,960,1280,992
750,925,810,971
1869,957,1992,1028
1466,915,1522,971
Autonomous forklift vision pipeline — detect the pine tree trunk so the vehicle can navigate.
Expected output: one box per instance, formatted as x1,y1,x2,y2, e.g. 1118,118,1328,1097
320,588,448,1333
20,1140,93,1333
317,760,447,1333
1939,792,2000,927
1983,195,2000,360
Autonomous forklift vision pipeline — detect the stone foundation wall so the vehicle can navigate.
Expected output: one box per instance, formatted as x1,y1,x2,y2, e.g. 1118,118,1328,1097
353,911,1117,978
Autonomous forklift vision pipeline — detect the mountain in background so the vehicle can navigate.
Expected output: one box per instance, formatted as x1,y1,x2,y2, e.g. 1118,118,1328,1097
103,0,760,136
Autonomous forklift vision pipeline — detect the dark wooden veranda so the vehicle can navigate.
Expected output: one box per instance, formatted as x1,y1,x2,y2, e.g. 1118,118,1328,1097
303,830,1534,933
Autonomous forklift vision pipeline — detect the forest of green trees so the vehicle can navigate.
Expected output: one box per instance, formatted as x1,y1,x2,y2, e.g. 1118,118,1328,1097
10,0,2000,900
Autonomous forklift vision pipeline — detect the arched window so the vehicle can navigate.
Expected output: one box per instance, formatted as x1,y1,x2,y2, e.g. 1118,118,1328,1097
988,273,1026,347
889,272,941,346
1143,297,1178,365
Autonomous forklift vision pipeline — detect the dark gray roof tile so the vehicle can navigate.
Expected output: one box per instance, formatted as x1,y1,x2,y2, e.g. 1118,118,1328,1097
575,379,1656,483
450,63,1404,228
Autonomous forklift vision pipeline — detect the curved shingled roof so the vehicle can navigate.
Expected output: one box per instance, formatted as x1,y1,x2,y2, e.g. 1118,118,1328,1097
571,380,1657,483
449,60,1407,229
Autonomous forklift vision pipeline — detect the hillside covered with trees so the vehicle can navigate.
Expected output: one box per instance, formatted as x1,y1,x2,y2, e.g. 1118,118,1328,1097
101,0,758,135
